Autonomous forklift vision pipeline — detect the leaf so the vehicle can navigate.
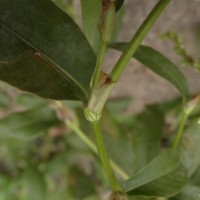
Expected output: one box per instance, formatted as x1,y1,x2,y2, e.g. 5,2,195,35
102,110,135,176
51,0,72,14
170,184,200,200
0,0,96,102
102,105,164,177
190,165,200,186
81,0,101,50
0,105,61,141
16,93,45,109
123,149,188,198
0,90,11,108
178,120,200,176
116,0,125,12
68,166,96,199
110,43,188,100
106,97,132,116
24,167,47,200
131,106,164,173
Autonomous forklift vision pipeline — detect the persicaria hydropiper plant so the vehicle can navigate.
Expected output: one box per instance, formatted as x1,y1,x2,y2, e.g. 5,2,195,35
1,0,200,199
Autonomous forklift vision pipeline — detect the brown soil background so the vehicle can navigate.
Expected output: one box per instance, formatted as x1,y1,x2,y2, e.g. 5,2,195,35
105,0,200,113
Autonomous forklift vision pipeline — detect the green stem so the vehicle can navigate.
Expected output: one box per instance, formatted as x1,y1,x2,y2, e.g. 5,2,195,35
92,41,107,90
173,108,189,149
91,0,116,91
64,118,129,180
55,101,129,180
173,96,200,148
91,120,122,192
110,0,171,81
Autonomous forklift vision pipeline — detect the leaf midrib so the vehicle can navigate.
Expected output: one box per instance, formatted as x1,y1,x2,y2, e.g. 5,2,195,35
0,22,88,99
124,163,179,192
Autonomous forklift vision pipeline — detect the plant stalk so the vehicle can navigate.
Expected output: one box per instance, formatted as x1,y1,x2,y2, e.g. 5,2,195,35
91,120,122,192
173,95,200,148
173,108,189,149
110,0,172,81
86,0,172,120
92,41,108,90
67,119,129,180
91,0,116,91
55,101,129,180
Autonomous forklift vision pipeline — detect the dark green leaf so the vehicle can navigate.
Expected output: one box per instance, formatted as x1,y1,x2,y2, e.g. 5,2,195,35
110,43,188,100
178,120,200,176
123,149,188,198
0,105,61,140
116,0,125,11
81,0,101,50
0,0,96,102
51,0,73,15
170,184,200,200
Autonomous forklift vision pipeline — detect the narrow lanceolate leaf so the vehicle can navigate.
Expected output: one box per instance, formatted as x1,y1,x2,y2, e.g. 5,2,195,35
0,105,61,141
81,0,101,50
110,43,188,101
0,0,96,102
123,149,188,198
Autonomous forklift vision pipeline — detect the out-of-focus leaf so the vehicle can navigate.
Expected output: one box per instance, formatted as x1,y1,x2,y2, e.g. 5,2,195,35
16,93,45,109
102,105,164,177
44,154,72,200
190,165,200,185
157,97,182,114
106,97,132,121
68,166,96,199
47,192,70,200
24,167,47,200
170,184,200,200
178,120,200,176
1,176,26,200
0,176,10,200
0,0,96,102
102,111,135,176
81,0,101,50
110,43,188,101
123,149,188,198
131,106,164,172
128,197,146,200
0,91,11,108
83,195,99,200
116,0,125,11
0,105,61,140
